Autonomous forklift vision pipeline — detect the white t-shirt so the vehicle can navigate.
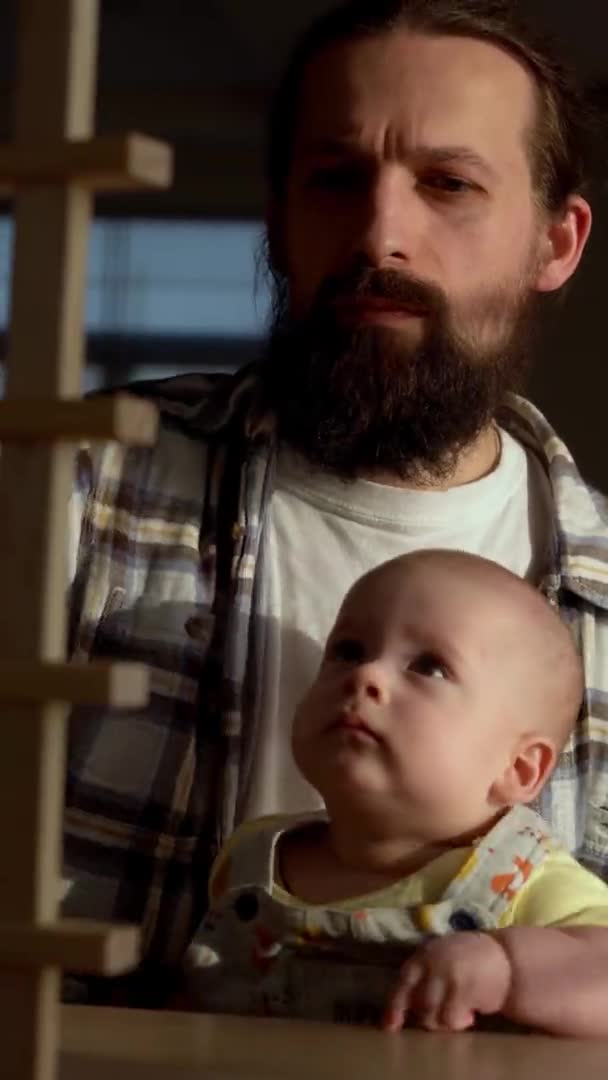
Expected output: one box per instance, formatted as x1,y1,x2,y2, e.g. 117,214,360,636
240,429,555,821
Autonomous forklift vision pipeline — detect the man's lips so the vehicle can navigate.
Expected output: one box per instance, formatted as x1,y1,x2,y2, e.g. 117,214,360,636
332,295,428,318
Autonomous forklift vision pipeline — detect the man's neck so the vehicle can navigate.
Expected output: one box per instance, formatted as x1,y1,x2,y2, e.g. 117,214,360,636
360,423,501,491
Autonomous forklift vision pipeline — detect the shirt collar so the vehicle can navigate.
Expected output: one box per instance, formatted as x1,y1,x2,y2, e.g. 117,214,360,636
227,376,608,612
499,394,608,611
134,370,608,612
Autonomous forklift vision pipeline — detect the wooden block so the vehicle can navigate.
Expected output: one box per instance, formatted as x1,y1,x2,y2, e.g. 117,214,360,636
0,919,140,975
0,394,159,445
0,661,150,707
0,133,173,194
0,972,60,1080
0,2,141,1080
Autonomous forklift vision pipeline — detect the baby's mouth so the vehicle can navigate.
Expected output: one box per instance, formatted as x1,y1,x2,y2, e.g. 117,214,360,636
326,709,383,744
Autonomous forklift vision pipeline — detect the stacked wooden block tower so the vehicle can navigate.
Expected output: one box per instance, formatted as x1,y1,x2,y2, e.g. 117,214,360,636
0,2,172,1077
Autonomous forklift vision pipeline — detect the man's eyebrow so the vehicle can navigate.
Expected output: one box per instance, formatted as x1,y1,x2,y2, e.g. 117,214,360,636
299,137,497,179
419,145,497,179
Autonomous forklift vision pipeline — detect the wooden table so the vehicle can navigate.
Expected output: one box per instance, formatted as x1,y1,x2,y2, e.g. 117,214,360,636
60,1006,608,1079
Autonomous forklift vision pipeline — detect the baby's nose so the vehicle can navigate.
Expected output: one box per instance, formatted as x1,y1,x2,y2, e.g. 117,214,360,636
354,662,389,704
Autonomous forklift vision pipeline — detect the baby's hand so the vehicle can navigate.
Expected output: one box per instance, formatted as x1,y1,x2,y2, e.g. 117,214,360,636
383,932,512,1033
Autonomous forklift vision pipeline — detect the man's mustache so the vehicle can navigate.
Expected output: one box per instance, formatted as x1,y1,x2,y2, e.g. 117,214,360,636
312,265,449,321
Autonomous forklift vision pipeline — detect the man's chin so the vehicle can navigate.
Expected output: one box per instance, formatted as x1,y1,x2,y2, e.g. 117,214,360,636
260,301,534,481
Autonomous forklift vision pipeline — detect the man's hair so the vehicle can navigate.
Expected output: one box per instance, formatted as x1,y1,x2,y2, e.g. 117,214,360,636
266,0,599,213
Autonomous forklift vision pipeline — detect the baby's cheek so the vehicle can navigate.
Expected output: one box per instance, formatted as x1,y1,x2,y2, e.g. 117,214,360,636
290,729,313,781
407,734,480,801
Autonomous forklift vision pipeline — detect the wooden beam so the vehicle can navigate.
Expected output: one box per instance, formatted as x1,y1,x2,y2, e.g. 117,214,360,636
0,395,159,444
96,141,266,220
0,82,267,217
0,4,141,1080
0,134,173,194
0,920,140,976
0,661,150,708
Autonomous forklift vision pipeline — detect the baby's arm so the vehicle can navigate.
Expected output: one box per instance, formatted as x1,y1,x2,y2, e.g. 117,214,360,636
492,925,608,1037
385,845,608,1035
383,926,608,1036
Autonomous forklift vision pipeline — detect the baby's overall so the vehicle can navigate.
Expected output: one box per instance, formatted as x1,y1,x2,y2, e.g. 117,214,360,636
186,805,553,1024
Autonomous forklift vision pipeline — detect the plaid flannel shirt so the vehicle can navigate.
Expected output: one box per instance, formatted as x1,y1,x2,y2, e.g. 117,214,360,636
63,365,608,985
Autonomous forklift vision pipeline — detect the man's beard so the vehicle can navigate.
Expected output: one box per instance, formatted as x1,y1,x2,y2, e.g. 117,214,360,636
258,261,540,484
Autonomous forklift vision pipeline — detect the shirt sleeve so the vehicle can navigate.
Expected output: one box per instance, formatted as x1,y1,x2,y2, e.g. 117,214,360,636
67,484,84,587
67,445,95,587
505,848,608,928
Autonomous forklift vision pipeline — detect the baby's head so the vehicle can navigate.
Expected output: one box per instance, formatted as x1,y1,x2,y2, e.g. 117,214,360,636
293,550,583,843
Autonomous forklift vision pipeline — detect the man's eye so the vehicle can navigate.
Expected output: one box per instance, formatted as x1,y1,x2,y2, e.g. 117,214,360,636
423,174,475,195
408,653,448,679
329,638,365,663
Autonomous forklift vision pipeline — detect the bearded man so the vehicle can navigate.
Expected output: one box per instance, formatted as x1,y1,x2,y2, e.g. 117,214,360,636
63,0,607,1005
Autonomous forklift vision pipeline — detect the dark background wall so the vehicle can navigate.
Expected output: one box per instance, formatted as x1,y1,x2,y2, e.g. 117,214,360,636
1,1,607,486
530,185,607,491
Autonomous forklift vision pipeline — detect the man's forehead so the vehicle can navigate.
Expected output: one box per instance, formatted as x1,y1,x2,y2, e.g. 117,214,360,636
297,30,537,168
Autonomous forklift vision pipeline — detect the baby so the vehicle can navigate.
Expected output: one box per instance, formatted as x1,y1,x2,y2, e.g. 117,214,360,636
184,550,608,1035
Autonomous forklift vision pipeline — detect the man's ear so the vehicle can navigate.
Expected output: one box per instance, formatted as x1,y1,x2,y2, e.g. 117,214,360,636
266,198,287,276
533,194,592,293
490,734,557,806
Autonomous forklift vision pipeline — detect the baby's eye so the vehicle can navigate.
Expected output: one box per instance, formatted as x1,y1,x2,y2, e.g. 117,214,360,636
328,638,365,664
408,653,449,680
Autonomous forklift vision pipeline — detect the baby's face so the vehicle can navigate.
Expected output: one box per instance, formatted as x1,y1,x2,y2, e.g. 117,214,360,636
292,561,526,840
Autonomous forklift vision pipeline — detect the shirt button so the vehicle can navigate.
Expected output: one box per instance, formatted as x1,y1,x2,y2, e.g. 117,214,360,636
449,910,479,932
234,892,259,922
184,615,209,642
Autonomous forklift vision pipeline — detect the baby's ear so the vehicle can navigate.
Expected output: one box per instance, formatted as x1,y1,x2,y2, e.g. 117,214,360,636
490,735,557,806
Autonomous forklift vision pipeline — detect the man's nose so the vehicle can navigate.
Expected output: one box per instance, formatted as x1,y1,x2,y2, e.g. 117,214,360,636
352,166,423,270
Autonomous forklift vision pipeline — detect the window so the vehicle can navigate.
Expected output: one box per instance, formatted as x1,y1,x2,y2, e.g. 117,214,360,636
0,218,272,390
